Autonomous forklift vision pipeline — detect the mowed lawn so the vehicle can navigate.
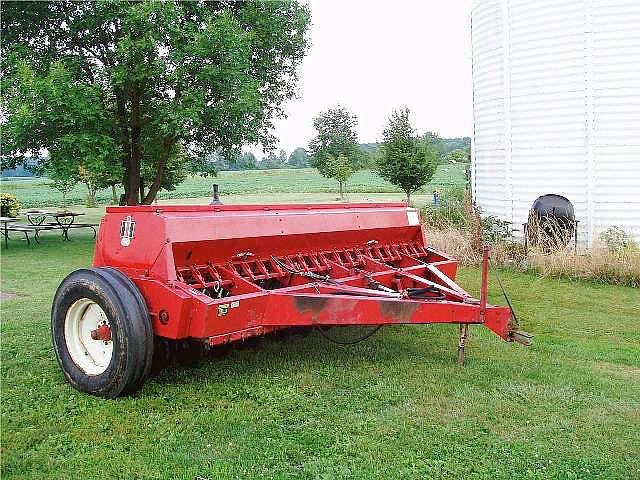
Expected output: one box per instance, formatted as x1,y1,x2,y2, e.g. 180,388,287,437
1,225,639,479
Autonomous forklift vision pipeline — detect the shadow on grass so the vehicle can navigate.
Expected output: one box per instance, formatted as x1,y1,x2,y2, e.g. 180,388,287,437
145,324,456,392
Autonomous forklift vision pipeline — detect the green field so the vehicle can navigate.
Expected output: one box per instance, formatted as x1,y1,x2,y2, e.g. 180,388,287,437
0,165,465,209
1,222,638,479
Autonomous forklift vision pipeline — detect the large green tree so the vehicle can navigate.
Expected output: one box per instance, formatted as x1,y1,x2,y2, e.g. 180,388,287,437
308,105,362,196
377,108,437,204
2,1,310,205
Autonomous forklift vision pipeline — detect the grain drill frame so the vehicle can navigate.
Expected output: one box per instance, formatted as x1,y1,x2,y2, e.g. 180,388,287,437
51,203,531,397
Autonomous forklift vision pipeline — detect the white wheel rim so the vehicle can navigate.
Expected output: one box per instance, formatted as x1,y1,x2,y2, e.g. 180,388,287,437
64,298,113,375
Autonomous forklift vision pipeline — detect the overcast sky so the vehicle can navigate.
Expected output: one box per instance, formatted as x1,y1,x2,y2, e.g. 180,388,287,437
261,0,473,156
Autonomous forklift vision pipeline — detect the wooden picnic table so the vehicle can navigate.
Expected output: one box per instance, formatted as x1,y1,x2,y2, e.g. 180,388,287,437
23,209,58,226
24,210,88,241
1,210,98,247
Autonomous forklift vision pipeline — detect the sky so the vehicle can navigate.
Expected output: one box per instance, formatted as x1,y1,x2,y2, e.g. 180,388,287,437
259,0,473,156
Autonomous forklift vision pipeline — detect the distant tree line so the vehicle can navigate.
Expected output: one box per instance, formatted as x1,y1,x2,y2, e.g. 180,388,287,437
189,135,469,174
188,146,312,173
1,114,469,207
0,157,39,177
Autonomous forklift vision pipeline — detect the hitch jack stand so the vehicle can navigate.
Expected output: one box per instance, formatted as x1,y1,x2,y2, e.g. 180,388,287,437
457,323,469,365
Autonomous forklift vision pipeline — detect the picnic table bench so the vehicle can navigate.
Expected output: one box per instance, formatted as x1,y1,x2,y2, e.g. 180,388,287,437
1,210,98,248
1,217,28,248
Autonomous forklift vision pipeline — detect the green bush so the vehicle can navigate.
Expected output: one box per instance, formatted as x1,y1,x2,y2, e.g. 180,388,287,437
599,226,637,253
481,215,513,243
424,202,467,228
0,193,21,217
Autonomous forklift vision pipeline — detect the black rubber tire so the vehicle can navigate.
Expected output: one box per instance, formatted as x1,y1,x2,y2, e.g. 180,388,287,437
51,268,153,398
98,267,154,394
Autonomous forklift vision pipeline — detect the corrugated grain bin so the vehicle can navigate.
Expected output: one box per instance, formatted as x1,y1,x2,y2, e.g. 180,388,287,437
471,0,640,245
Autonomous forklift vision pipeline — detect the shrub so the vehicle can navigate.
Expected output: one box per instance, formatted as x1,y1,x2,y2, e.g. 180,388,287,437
599,226,637,253
482,215,513,244
425,201,467,228
0,193,21,217
424,189,513,248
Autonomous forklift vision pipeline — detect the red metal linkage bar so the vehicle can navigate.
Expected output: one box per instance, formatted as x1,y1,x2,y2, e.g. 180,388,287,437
177,242,430,288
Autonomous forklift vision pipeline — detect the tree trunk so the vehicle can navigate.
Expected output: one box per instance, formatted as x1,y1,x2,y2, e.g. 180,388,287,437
405,190,411,205
115,84,175,206
85,182,97,207
111,184,118,204
115,88,133,206
339,180,343,201
124,86,142,205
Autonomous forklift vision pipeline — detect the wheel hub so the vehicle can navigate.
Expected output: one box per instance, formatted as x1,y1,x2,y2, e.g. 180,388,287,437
64,298,114,375
90,324,112,342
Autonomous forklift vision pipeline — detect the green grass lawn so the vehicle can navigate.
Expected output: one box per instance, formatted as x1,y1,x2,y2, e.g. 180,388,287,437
0,165,465,209
1,220,639,479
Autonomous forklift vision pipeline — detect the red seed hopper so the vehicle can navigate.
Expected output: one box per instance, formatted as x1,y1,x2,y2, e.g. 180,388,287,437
51,203,531,397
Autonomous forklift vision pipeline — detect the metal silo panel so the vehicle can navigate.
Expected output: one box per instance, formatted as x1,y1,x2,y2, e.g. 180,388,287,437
472,0,508,219
591,0,640,240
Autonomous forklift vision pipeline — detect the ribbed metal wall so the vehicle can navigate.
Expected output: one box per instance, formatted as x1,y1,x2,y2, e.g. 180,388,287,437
471,0,640,244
